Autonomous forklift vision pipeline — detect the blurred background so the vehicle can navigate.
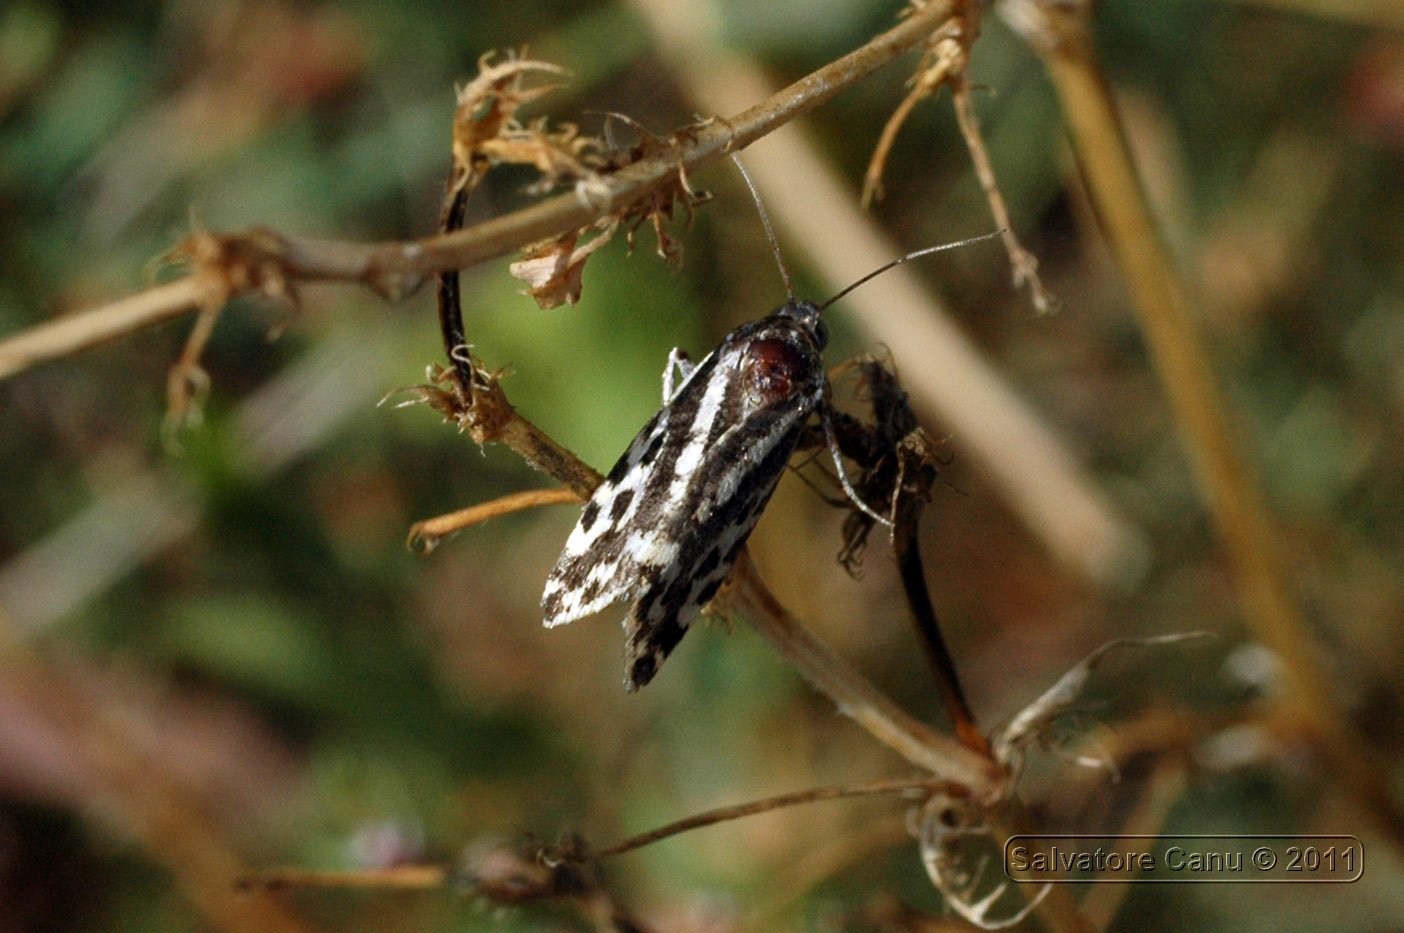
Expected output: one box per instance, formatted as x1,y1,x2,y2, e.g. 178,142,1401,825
2,0,1403,929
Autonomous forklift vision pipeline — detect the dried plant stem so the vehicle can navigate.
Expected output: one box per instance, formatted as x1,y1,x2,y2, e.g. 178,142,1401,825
246,779,952,894
729,552,1000,793
164,302,222,434
0,0,956,384
495,410,604,498
894,527,988,753
590,776,956,859
1007,0,1404,844
0,278,208,380
243,866,451,891
948,78,1055,313
408,487,580,551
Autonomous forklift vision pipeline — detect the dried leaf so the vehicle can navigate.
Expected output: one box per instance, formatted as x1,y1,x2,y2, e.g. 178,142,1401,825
508,226,615,309
992,632,1212,774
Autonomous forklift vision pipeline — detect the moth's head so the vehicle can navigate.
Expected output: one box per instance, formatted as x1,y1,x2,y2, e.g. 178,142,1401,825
775,299,827,350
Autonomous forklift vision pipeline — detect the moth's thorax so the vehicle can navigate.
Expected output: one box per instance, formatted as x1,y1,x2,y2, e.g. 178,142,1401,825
744,337,808,402
733,305,825,408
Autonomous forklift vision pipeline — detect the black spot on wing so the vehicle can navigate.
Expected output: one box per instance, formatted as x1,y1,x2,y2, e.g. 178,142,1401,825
696,576,723,605
579,500,601,534
609,489,635,523
695,546,722,581
724,531,748,565
625,606,688,690
627,651,658,691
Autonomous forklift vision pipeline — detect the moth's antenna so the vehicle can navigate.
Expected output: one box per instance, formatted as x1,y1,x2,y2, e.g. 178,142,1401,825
817,229,1005,312
730,154,796,300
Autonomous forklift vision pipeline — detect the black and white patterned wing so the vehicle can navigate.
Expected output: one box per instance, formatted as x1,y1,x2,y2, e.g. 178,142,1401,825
540,347,726,628
622,394,815,687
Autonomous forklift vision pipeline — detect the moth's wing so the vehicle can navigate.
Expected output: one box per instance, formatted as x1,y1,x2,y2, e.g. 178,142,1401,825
540,411,667,627
623,396,815,688
540,348,726,628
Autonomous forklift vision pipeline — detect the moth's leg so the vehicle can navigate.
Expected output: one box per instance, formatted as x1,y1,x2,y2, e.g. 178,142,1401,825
662,348,696,402
822,408,896,528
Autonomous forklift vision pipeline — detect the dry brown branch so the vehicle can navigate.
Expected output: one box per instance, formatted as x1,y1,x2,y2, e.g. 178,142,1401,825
407,487,581,551
244,778,968,925
0,0,958,383
587,776,958,859
163,302,223,437
1003,0,1404,847
729,552,1001,793
948,78,1056,313
824,357,986,752
0,278,207,381
862,5,1055,312
243,866,450,891
246,843,650,931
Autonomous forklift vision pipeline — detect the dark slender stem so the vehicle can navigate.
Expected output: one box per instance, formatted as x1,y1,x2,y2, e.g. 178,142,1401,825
437,169,474,387
894,524,987,754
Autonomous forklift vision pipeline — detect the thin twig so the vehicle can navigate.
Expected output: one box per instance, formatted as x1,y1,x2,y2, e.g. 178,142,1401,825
408,487,580,551
860,3,1054,311
948,76,1056,313
0,278,209,381
437,174,474,389
824,360,985,752
0,1,958,383
895,530,988,753
729,551,1001,793
163,302,222,437
241,866,450,891
589,776,958,860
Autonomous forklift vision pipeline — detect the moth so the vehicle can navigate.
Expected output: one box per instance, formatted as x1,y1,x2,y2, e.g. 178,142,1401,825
541,296,833,689
541,164,994,690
